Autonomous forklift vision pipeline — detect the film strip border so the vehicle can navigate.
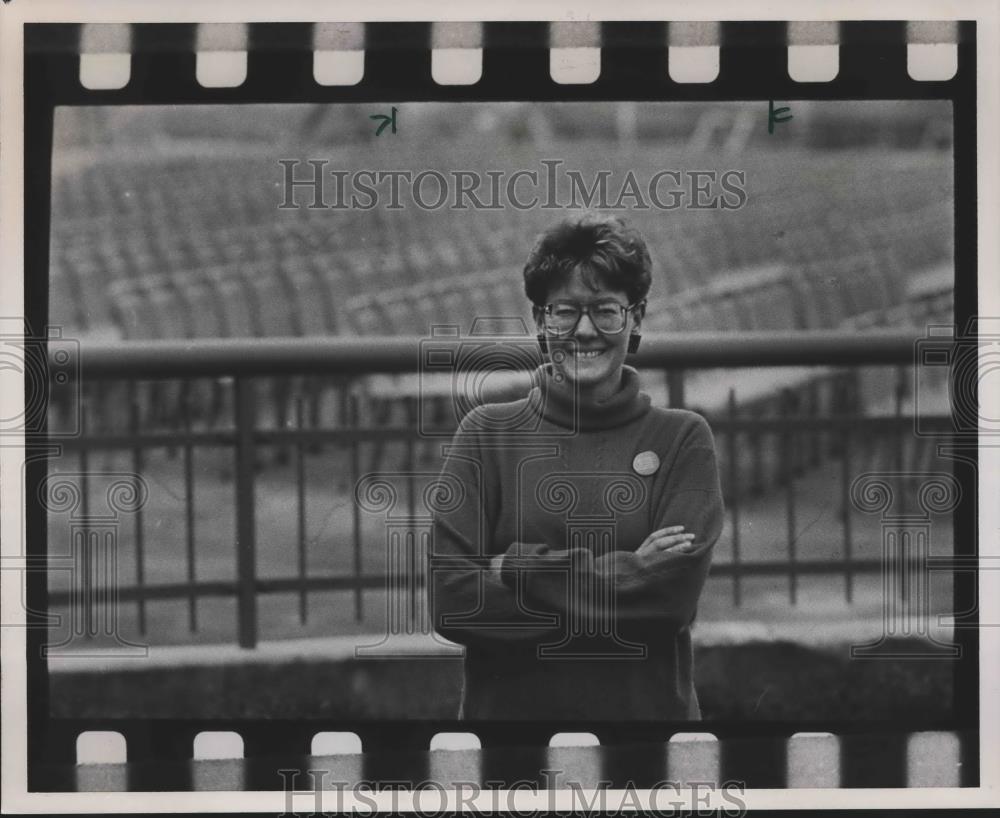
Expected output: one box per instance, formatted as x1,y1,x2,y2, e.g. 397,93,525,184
36,725,976,792
25,21,973,100
23,16,980,797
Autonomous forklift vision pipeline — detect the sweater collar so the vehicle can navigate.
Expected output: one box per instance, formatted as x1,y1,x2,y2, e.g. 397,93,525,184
528,363,651,431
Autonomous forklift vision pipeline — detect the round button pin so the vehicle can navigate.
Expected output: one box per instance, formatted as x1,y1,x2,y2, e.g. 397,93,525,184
632,450,660,476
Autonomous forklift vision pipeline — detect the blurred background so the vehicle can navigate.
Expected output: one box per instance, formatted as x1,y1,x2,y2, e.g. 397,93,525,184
45,100,959,720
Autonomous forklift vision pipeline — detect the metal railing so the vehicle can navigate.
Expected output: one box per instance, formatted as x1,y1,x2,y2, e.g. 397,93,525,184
44,330,952,648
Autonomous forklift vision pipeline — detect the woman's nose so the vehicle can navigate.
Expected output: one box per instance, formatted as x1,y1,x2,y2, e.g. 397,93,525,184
574,312,600,337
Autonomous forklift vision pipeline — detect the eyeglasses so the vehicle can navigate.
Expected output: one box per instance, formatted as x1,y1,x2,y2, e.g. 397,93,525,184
542,299,644,336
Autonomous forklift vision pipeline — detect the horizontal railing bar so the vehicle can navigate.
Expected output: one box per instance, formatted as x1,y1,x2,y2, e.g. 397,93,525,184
52,330,936,379
46,560,906,607
47,574,389,606
51,414,953,451
55,432,237,448
52,428,420,450
255,575,391,594
252,415,948,437
707,416,952,432
48,581,238,605
708,559,889,577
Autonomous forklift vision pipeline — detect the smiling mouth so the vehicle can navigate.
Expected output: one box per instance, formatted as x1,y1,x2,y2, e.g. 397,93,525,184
570,349,606,359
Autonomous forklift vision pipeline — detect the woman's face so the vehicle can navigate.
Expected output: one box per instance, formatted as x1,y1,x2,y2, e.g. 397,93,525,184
535,268,644,400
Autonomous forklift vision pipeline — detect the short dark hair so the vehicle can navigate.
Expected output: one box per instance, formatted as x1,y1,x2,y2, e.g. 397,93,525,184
522,213,653,307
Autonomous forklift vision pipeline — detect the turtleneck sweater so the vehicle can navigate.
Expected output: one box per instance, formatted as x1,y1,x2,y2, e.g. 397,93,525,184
429,364,724,721
529,362,652,430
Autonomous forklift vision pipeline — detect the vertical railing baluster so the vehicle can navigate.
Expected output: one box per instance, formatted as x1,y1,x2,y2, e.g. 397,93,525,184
895,365,908,492
295,395,308,625
79,403,89,639
81,530,94,639
335,377,348,492
349,390,363,622
792,386,803,478
666,369,685,409
182,382,197,632
782,389,798,605
897,364,912,604
841,412,853,604
808,379,820,467
234,376,258,649
406,397,418,633
128,383,146,636
727,389,742,607
751,406,764,496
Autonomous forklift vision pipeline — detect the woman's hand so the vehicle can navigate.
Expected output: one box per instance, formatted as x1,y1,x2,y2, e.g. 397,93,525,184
634,525,697,565
489,553,505,579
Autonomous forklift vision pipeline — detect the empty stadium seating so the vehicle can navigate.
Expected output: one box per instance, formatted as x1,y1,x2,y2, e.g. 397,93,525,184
51,142,953,344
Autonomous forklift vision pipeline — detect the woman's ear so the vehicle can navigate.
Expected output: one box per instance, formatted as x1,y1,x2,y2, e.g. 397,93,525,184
631,300,646,332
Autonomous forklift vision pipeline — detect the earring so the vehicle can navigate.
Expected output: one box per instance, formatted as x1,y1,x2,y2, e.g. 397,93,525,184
627,333,641,354
537,334,549,354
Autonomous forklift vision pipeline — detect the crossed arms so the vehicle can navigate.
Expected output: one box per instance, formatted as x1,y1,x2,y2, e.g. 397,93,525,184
429,416,724,647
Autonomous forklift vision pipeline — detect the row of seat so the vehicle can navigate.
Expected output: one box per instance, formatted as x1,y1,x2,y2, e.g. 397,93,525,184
53,216,535,336
105,235,938,336
52,143,949,227
107,262,336,340
73,197,951,343
91,241,950,348
50,146,953,339
341,245,948,341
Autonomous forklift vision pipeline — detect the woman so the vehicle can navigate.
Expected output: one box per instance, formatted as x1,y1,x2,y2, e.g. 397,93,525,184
430,213,724,721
